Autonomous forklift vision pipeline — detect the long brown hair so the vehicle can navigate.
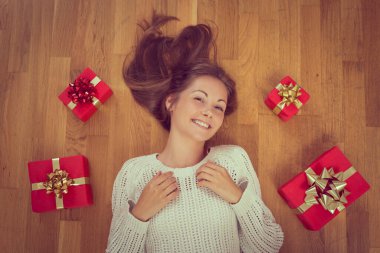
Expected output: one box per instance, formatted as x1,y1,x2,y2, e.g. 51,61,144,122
123,11,237,131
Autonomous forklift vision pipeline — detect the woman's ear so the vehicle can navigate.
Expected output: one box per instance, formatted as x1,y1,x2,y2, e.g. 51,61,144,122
165,94,176,112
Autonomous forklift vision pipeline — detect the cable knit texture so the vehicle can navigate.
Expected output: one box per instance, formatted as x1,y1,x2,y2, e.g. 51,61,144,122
106,145,284,253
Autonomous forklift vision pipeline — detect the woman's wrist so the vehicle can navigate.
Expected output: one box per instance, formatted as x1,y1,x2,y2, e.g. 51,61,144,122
230,186,243,204
131,206,149,222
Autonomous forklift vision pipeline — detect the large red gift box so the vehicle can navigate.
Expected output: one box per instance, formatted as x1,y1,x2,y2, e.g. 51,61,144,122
28,155,94,213
264,76,310,121
278,146,370,230
58,67,113,122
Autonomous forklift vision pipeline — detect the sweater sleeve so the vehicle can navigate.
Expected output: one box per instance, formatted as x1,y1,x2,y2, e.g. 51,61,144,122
230,147,284,253
105,159,150,253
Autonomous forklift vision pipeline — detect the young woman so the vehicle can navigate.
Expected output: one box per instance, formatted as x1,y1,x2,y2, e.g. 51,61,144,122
106,12,284,253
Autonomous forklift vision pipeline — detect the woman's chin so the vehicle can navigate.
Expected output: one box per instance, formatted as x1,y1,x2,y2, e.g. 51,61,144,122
190,131,215,142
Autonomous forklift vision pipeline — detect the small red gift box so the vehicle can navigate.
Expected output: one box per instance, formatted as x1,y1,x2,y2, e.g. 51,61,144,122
264,76,310,121
278,146,370,230
28,155,94,213
58,67,113,122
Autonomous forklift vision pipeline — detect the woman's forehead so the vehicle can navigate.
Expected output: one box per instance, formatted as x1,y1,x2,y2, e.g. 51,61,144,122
185,76,228,98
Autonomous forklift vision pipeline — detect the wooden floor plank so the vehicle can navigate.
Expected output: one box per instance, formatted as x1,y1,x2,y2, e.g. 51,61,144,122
0,0,379,252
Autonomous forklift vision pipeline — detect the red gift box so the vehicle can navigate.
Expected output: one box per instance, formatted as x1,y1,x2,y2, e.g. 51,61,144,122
28,155,94,213
58,67,113,122
264,76,310,121
278,146,370,231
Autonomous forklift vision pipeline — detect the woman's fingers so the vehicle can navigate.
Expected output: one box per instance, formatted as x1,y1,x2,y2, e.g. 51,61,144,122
196,166,216,177
197,171,215,182
159,176,177,191
165,188,180,202
163,181,178,196
153,171,173,185
151,171,178,197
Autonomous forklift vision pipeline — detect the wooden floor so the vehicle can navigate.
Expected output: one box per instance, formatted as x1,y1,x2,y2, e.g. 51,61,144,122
0,0,379,252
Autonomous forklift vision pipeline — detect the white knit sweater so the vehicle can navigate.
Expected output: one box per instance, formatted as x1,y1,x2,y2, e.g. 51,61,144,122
106,145,284,253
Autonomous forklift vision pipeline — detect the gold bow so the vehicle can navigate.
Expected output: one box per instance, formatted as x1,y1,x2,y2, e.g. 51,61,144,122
43,169,73,198
31,158,90,209
273,83,303,115
297,166,357,214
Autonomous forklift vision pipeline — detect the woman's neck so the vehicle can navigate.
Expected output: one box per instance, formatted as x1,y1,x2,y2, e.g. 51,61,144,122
157,132,208,169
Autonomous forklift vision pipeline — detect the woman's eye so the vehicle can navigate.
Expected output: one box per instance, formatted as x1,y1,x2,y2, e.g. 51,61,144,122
215,106,224,112
194,97,224,112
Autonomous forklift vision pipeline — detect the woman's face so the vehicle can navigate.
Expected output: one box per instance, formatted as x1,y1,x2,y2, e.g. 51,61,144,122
167,75,228,142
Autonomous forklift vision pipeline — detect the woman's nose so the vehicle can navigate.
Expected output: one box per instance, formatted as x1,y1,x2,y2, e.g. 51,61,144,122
202,109,212,118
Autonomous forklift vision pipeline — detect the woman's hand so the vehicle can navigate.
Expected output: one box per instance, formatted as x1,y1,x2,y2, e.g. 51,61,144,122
131,171,179,221
196,161,243,204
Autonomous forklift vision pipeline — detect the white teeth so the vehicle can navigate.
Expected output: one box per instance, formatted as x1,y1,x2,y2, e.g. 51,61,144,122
192,119,210,129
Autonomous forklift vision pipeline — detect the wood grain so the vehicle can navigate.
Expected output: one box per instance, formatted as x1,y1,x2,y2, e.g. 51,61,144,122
0,0,379,252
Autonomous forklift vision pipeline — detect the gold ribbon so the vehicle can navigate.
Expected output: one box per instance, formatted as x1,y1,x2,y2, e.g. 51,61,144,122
297,166,357,214
43,169,73,198
31,158,90,210
67,76,102,110
272,83,303,115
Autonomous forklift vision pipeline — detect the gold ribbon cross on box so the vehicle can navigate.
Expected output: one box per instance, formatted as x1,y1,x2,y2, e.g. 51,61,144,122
31,158,90,209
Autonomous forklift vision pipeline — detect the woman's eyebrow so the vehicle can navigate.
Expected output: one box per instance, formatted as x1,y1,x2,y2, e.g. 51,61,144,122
191,90,227,104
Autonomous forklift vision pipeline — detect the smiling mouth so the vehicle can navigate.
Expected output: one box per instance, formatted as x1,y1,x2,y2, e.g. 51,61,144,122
191,119,211,129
